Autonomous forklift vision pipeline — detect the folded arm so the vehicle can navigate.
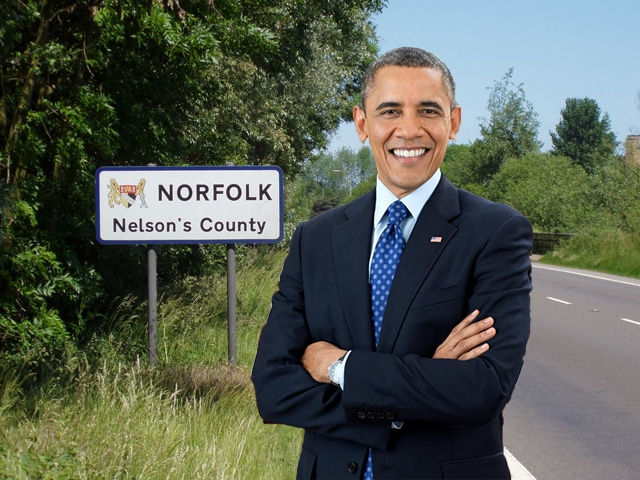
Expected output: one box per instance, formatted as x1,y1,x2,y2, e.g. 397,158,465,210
301,309,496,384
340,214,532,426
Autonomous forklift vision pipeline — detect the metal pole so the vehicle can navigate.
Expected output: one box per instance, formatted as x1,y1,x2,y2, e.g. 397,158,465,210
148,246,158,366
227,243,237,365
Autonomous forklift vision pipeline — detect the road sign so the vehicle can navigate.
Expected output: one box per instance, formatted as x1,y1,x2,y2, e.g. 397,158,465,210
95,166,283,244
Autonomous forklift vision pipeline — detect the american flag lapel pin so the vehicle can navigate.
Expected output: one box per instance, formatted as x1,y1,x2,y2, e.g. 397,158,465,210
430,236,443,243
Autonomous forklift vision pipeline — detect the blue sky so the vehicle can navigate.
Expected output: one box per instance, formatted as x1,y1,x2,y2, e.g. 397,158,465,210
329,0,640,153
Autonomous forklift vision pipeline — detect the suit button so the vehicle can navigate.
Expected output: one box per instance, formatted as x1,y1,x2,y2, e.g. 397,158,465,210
347,462,358,473
376,412,385,420
357,411,366,419
386,412,396,420
366,412,375,419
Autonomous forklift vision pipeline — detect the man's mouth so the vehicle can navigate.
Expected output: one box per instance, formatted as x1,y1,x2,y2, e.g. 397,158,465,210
391,148,427,158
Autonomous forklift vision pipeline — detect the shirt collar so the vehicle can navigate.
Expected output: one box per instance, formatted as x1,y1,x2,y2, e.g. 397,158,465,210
374,169,442,226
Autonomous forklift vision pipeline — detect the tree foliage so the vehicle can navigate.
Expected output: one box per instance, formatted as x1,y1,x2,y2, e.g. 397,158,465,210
441,144,484,194
490,154,591,232
284,146,376,218
550,97,617,174
586,160,640,234
306,146,376,196
470,68,541,183
485,151,640,237
0,0,384,371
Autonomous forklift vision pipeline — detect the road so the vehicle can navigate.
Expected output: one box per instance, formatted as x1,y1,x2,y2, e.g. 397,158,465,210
504,263,640,479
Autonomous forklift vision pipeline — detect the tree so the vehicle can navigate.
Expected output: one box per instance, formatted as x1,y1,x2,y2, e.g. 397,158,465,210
180,0,384,173
304,146,375,198
340,146,377,196
550,97,618,174
0,0,385,372
470,69,541,183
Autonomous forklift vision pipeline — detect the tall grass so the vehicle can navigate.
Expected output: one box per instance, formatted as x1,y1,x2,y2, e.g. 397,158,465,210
0,247,302,479
543,230,640,278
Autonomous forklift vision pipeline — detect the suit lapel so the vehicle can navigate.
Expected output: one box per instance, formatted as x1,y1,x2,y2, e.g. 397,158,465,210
377,177,461,353
333,191,377,351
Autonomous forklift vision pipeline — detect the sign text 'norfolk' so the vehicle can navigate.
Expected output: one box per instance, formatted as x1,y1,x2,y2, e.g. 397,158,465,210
95,166,283,244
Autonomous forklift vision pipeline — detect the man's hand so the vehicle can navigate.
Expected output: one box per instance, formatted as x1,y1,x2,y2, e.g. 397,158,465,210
434,309,495,360
301,341,347,383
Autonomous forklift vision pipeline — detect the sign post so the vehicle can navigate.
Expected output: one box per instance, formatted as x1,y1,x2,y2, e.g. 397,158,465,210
95,166,284,365
227,243,237,364
148,246,158,366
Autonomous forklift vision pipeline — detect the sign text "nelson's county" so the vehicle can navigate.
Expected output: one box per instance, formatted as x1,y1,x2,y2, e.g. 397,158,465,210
95,166,283,245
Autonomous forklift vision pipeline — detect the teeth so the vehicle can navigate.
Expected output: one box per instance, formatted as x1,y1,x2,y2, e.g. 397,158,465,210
393,149,426,157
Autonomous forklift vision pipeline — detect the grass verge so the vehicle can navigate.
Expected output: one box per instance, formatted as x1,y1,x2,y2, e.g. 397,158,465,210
541,230,640,278
0,247,301,479
2,231,638,479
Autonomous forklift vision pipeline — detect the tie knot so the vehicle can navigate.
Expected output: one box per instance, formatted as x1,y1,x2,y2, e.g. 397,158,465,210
387,200,409,226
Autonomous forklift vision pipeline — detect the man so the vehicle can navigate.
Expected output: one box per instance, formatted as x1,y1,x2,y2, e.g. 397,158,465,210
252,47,532,479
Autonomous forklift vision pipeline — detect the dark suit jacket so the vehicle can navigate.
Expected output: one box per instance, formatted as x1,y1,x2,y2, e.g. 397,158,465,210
252,175,533,479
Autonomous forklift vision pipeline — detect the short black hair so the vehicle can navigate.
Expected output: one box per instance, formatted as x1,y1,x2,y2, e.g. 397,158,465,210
361,47,457,111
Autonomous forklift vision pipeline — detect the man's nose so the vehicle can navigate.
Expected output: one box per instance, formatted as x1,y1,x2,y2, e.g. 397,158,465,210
397,112,424,138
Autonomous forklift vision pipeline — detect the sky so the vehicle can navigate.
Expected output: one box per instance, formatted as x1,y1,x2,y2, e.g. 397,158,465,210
329,0,640,153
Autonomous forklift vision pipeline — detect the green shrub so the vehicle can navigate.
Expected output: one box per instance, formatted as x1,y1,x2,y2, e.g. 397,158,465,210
490,153,591,232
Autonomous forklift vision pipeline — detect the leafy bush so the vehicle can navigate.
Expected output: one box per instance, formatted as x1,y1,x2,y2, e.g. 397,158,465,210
585,160,640,234
489,153,592,232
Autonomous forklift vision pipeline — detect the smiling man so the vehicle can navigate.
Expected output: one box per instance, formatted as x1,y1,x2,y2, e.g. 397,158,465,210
252,47,533,480
354,63,460,199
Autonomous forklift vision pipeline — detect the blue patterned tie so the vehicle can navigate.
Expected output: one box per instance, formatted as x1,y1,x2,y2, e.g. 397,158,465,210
370,200,409,345
365,200,409,480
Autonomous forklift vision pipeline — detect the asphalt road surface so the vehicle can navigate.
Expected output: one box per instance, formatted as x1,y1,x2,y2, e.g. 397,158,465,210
503,263,640,479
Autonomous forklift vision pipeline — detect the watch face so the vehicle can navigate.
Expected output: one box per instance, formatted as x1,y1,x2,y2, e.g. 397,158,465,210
329,361,340,385
329,353,347,386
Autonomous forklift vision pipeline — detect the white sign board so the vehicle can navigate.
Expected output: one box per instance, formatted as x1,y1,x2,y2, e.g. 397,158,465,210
95,166,283,244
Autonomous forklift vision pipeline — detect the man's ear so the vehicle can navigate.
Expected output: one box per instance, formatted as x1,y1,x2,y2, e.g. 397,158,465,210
449,106,462,141
353,105,368,143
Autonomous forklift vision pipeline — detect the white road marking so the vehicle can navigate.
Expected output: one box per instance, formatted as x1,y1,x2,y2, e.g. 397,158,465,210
532,264,640,287
620,318,640,327
505,448,537,479
546,296,572,305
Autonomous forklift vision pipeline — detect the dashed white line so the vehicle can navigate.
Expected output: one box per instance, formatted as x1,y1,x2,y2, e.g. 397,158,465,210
546,296,572,305
620,318,640,327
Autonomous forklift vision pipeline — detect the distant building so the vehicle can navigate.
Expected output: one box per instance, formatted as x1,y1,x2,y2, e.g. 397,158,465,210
625,135,640,165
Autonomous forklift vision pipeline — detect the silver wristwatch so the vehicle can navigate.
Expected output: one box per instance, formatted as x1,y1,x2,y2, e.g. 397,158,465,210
328,352,347,386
